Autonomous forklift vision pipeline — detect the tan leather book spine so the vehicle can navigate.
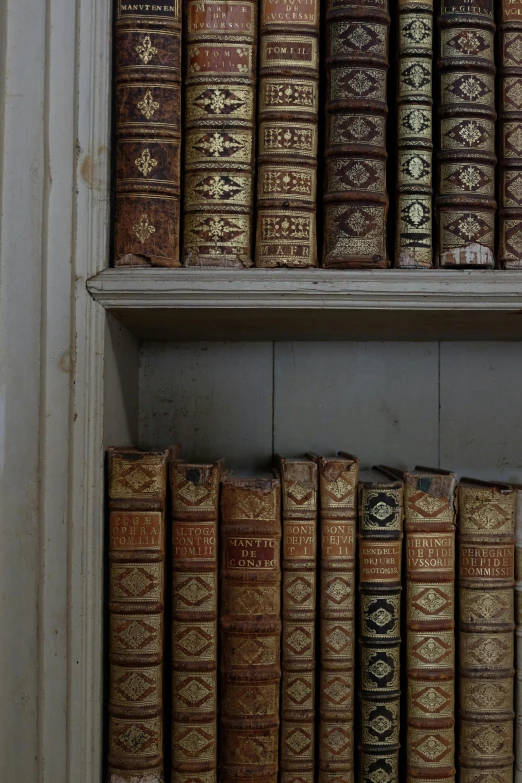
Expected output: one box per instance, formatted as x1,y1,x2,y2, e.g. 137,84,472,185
107,447,173,783
317,454,359,783
255,0,319,268
277,457,318,783
219,475,282,783
457,481,516,783
435,0,496,267
170,460,224,783
182,1,257,268
516,488,522,783
323,0,390,269
114,1,182,267
499,0,522,268
357,472,404,783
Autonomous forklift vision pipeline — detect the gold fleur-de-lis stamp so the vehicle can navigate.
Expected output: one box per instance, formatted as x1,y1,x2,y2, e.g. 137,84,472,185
136,35,158,64
133,214,156,244
135,148,157,177
138,90,159,120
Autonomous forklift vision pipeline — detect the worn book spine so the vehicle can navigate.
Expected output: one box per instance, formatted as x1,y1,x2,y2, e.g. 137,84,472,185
318,455,359,783
219,475,282,783
323,0,390,269
516,488,522,783
107,447,171,783
436,0,496,267
255,0,319,268
114,1,182,267
182,1,257,268
395,0,433,268
499,0,522,268
278,458,318,783
357,475,403,783
170,460,223,783
458,483,515,783
404,471,457,783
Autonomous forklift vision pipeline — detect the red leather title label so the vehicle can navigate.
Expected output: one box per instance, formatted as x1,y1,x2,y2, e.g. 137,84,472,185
189,2,254,33
284,522,315,559
226,536,278,569
261,38,316,68
262,0,318,25
321,521,354,559
407,533,454,575
460,546,514,578
360,540,402,582
188,43,253,75
173,523,216,561
442,0,493,17
118,1,179,17
502,0,522,19
110,511,163,551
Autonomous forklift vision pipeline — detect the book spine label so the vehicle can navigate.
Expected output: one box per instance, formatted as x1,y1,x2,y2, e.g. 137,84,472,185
279,459,318,783
357,482,403,783
318,456,359,783
395,0,434,268
183,1,258,268
458,485,516,783
219,477,282,783
114,2,182,267
107,448,169,783
323,0,390,269
517,490,522,783
499,0,522,268
255,0,319,268
405,473,457,783
436,0,496,267
171,462,222,783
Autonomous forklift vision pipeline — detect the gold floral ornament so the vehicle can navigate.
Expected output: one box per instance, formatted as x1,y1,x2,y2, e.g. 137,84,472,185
133,214,156,244
138,90,159,120
135,148,157,177
135,35,158,65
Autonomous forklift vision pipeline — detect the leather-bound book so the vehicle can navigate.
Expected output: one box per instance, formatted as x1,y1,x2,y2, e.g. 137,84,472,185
255,0,319,268
457,479,515,783
219,474,282,783
499,0,522,268
516,486,522,783
276,456,318,783
436,0,496,267
395,0,434,268
107,446,178,783
357,469,403,783
114,1,182,267
323,0,390,268
170,459,224,783
182,1,257,267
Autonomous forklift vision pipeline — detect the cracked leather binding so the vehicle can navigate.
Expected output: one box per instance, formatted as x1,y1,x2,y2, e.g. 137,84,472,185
255,0,319,267
276,456,318,783
357,470,403,783
517,487,522,783
499,0,522,268
323,0,390,268
219,474,282,783
114,1,182,267
107,446,178,783
182,1,257,267
435,0,496,267
395,0,434,268
170,459,224,783
457,479,515,783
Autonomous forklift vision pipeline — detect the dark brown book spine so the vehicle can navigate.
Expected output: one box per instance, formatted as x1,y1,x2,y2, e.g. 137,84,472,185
170,460,223,783
318,455,359,783
458,483,516,783
499,0,522,268
278,458,318,783
357,475,404,783
436,0,496,267
323,0,390,269
107,447,171,783
114,1,182,267
255,0,319,268
219,476,282,783
183,1,257,268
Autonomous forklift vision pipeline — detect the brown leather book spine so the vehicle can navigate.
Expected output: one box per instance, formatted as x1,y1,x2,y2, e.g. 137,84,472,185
395,0,434,268
170,460,224,783
516,488,522,783
219,475,282,783
317,455,359,783
404,471,457,783
458,483,516,783
113,1,182,267
278,458,318,783
182,1,257,268
107,447,171,783
323,0,390,269
255,0,319,268
499,0,522,268
435,0,496,267
357,474,404,783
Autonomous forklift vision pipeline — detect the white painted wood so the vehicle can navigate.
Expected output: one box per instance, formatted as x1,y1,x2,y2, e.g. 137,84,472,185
104,316,140,447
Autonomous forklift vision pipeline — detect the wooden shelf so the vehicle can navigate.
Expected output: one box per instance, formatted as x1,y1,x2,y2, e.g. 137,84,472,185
87,268,522,340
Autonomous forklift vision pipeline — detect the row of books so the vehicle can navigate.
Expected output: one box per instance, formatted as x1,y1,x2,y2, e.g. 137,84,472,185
113,0,522,272
107,445,521,783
